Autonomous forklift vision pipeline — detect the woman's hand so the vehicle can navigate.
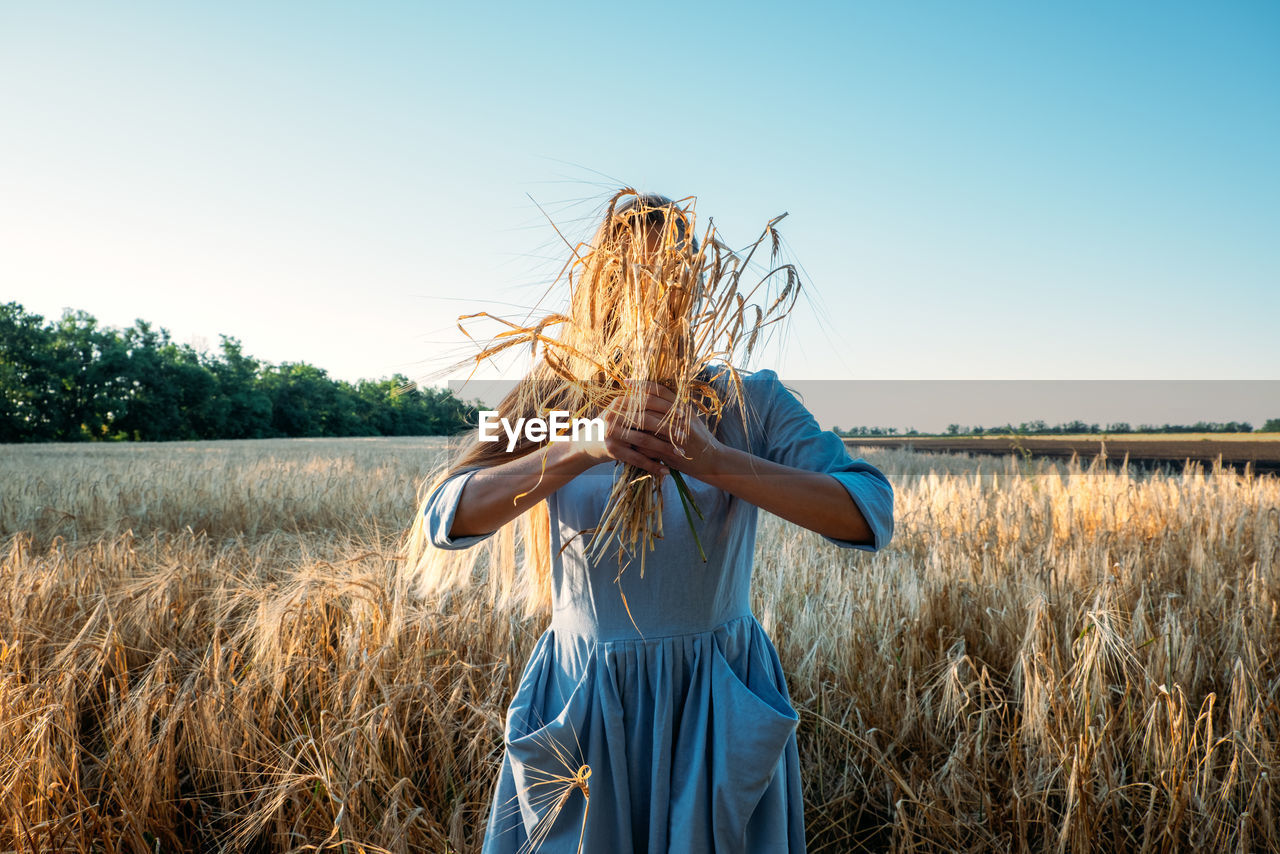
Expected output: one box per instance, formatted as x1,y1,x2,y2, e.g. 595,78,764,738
635,381,725,478
573,380,725,481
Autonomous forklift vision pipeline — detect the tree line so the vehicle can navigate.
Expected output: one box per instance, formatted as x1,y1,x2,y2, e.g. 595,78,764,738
0,302,480,442
836,418,1280,438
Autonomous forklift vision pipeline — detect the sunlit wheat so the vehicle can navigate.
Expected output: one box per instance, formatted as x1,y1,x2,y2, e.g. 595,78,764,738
0,439,1276,851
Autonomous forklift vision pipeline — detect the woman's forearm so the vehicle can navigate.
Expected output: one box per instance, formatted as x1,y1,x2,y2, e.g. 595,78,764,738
697,444,874,544
450,439,872,544
449,442,596,538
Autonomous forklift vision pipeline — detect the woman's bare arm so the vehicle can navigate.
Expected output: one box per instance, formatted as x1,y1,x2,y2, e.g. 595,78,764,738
448,442,594,538
696,445,873,543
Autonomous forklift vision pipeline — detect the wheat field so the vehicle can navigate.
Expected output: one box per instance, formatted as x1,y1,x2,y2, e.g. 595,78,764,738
0,437,1276,853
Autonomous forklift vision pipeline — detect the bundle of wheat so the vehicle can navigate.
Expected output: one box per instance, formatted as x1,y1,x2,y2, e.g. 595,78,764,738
447,188,801,583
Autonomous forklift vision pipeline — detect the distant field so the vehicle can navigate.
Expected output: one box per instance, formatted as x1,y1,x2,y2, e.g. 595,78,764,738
863,432,1273,442
845,432,1280,473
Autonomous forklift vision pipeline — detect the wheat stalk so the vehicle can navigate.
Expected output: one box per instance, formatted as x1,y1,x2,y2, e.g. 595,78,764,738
453,190,802,584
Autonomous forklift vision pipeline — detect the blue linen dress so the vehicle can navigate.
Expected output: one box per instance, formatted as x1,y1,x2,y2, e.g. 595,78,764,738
422,368,894,853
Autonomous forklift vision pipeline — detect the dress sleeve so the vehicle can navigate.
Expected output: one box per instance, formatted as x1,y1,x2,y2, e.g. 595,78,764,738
745,368,894,552
421,466,497,550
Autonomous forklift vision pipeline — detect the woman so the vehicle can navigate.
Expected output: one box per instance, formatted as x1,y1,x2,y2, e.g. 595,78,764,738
412,192,894,853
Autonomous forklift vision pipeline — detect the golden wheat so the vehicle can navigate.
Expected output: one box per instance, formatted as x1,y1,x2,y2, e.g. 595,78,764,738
0,438,1276,852
440,190,800,583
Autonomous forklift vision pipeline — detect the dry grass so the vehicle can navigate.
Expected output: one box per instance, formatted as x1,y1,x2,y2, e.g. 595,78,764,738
0,438,1277,852
0,437,442,542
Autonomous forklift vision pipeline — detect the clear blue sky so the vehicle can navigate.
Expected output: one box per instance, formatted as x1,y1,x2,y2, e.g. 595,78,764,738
4,1,1277,399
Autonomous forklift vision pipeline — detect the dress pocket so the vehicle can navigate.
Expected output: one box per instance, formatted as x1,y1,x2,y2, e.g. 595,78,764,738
707,638,800,842
503,640,596,846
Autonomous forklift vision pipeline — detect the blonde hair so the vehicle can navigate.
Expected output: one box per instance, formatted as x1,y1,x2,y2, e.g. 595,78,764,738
400,191,704,616
399,188,797,615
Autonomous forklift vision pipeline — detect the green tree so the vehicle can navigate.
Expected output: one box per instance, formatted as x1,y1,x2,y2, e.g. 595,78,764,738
50,309,127,440
0,302,62,441
111,321,215,441
1,302,487,442
206,335,272,438
261,362,338,437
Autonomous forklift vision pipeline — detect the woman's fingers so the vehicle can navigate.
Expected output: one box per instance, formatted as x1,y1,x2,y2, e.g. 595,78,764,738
611,387,675,421
601,390,675,437
605,435,669,477
606,408,686,448
633,404,690,449
632,409,677,436
617,426,679,460
587,381,691,476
